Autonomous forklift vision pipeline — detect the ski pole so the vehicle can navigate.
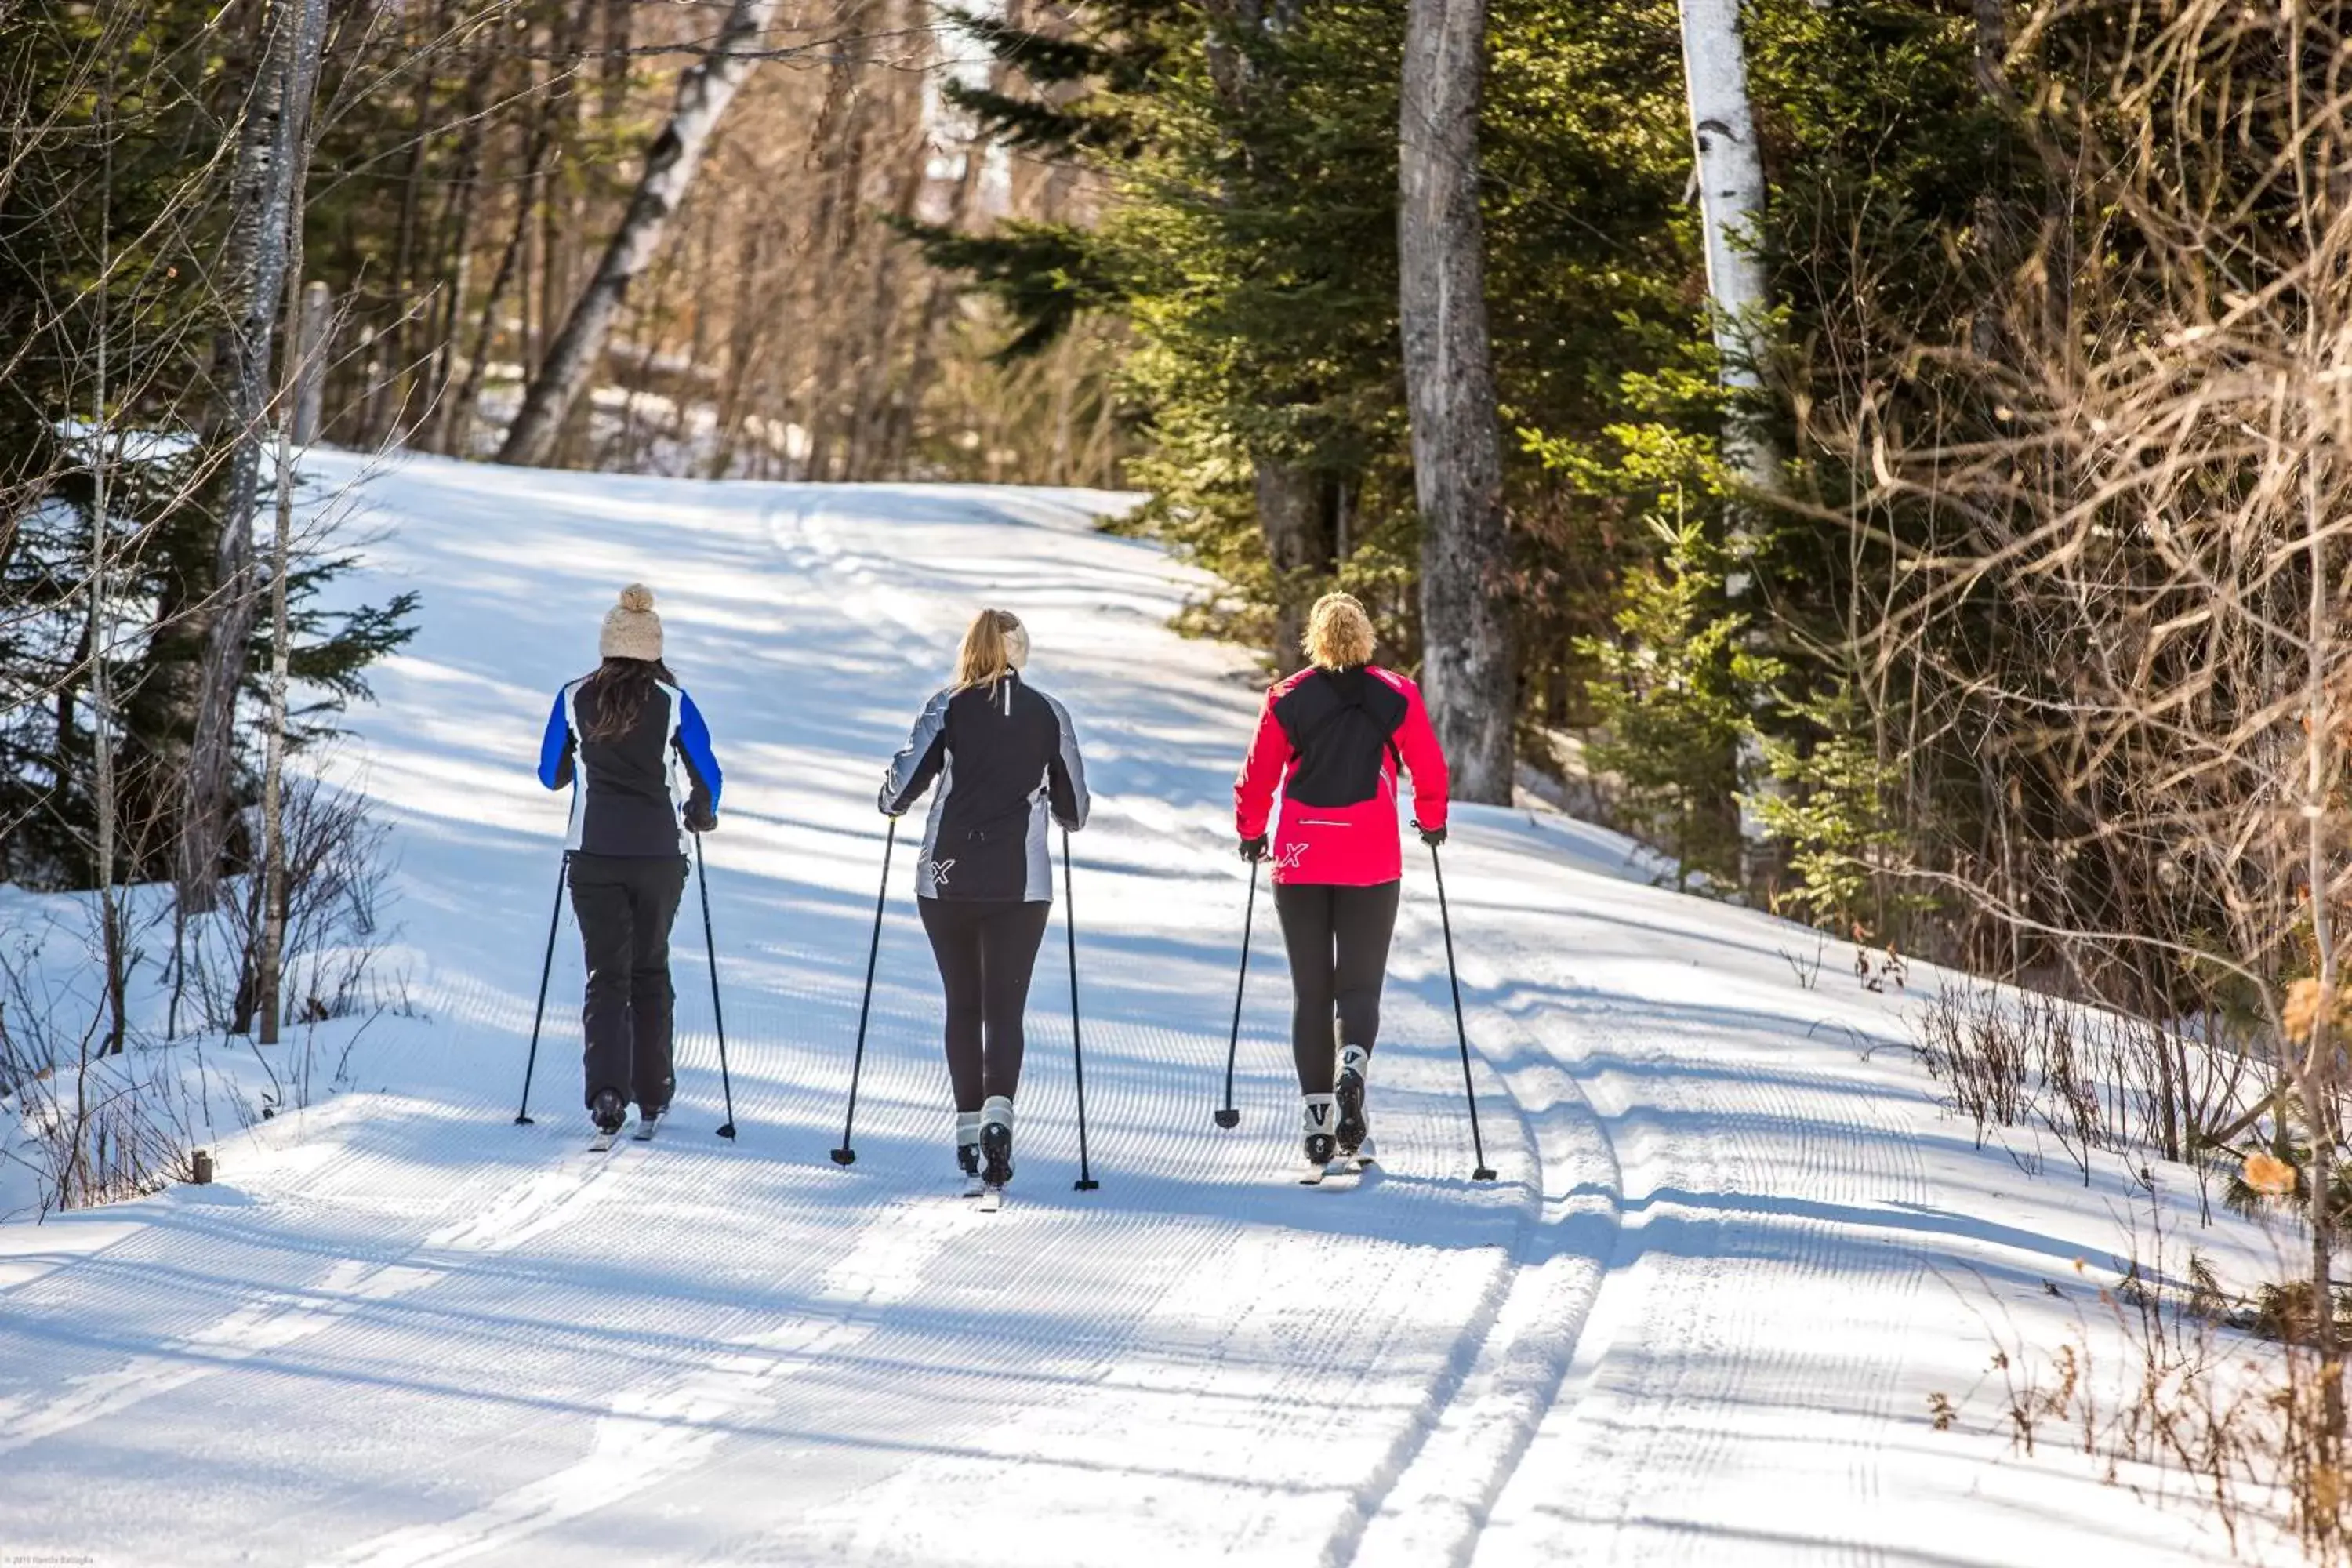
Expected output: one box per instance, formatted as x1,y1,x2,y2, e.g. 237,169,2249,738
695,831,737,1140
514,853,569,1127
1214,858,1258,1129
1063,827,1099,1191
1428,841,1497,1181
832,816,896,1166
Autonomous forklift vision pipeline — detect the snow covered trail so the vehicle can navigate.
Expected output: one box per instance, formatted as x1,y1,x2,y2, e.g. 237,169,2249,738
0,452,2266,1565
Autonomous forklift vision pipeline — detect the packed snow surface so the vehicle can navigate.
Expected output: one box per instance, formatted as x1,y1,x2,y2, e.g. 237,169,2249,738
0,452,2279,1564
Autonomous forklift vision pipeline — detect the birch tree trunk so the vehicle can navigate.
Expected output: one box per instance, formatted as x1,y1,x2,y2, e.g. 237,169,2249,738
180,0,329,914
1399,0,1513,802
1677,0,1779,510
1677,0,1783,876
497,0,786,466
258,104,323,1047
91,69,126,1058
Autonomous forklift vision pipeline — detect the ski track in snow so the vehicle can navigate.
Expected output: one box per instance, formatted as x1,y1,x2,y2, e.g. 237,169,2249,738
0,454,2262,1566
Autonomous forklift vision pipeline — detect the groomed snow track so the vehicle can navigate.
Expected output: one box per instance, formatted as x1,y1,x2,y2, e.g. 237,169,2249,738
0,454,2252,1566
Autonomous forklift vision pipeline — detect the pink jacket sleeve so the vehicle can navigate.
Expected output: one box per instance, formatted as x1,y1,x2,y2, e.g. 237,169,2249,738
1396,677,1450,832
1235,688,1290,840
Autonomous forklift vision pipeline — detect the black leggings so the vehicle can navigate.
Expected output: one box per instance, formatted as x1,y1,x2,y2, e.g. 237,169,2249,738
1272,880,1401,1094
918,896,1052,1112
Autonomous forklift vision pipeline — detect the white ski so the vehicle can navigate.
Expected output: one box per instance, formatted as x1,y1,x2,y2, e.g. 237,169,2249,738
1300,1153,1374,1186
588,1129,619,1153
976,1185,1005,1213
960,1173,987,1199
632,1112,662,1142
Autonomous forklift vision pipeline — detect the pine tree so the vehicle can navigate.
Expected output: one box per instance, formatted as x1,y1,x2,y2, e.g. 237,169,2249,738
1578,510,1777,889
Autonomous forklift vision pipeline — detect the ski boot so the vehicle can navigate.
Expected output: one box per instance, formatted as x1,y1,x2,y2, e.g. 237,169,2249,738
979,1096,1015,1189
956,1109,984,1196
590,1087,627,1137
1301,1092,1338,1168
1334,1044,1371,1159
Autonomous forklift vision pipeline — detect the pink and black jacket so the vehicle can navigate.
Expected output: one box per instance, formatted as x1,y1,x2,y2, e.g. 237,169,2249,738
1235,664,1449,887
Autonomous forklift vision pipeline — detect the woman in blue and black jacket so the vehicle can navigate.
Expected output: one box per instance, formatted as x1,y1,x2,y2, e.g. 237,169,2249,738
881,608,1088,1192
538,585,723,1138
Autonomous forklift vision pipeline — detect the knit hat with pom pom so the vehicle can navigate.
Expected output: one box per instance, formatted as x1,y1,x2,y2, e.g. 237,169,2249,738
599,583,664,662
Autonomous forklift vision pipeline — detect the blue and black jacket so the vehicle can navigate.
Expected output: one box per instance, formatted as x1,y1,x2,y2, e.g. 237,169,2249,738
539,674,723,857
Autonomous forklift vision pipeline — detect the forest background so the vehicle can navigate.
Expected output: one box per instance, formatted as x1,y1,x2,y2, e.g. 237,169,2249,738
8,0,2350,1150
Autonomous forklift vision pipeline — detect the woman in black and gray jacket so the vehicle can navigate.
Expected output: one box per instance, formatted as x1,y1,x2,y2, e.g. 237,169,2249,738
880,608,1088,1192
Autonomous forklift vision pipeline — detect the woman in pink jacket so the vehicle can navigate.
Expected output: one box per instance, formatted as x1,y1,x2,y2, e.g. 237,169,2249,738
1234,593,1450,1169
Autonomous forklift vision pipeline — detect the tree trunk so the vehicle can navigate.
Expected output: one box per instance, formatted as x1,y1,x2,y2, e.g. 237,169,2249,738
382,27,439,443
89,129,125,1051
449,111,554,455
2303,477,2343,1454
257,60,323,1047
1201,4,1343,671
292,280,329,445
180,0,329,913
418,38,501,454
1677,0,1784,877
1399,0,1513,802
497,0,786,466
1256,461,1330,662
601,0,633,121
1676,0,1777,505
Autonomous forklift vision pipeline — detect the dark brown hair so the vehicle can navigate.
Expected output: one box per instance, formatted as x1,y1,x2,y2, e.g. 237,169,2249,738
582,656,677,742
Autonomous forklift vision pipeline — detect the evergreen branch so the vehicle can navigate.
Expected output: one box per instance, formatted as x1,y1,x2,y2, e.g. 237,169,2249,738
890,217,1120,361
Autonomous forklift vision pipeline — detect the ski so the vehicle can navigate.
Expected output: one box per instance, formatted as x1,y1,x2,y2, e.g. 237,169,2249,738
588,1129,619,1153
1299,1154,1373,1186
632,1112,662,1142
960,1174,987,1199
976,1185,1005,1213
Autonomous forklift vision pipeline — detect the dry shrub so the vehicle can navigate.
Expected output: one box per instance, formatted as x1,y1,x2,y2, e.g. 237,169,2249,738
1961,1190,2352,1562
176,776,400,1038
0,915,198,1214
1915,978,2252,1183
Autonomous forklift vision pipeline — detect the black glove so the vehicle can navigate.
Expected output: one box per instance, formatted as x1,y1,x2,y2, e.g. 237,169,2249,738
685,804,717,834
1417,823,1446,848
1239,834,1270,863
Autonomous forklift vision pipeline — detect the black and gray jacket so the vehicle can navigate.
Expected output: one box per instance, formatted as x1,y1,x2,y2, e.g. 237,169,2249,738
880,673,1088,902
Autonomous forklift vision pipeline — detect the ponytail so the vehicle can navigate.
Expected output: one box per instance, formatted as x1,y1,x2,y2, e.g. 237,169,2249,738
953,608,1025,694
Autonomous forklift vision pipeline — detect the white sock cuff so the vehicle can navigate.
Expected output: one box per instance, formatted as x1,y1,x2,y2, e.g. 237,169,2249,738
956,1110,983,1145
1340,1044,1370,1069
1301,1092,1335,1127
981,1095,1014,1132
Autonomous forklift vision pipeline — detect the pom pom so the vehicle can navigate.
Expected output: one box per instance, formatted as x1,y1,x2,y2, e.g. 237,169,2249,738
618,583,655,613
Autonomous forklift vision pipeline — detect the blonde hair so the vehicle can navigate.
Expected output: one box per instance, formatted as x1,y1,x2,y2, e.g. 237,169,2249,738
1303,592,1377,671
954,608,1027,691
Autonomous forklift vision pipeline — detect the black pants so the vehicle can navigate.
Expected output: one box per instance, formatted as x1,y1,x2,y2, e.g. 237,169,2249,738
918,896,1051,1112
568,851,688,1112
1273,880,1401,1094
